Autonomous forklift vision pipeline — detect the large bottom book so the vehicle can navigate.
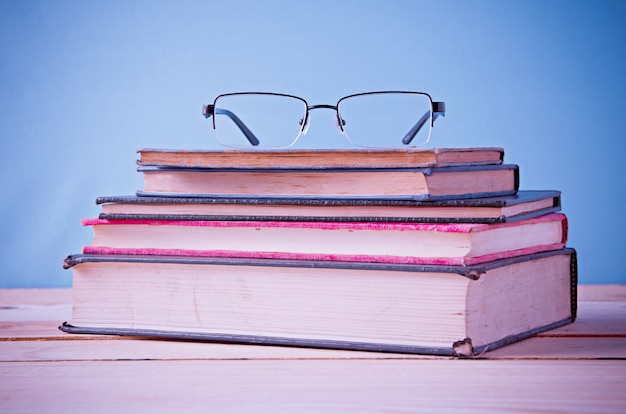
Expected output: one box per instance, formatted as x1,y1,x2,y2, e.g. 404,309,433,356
61,249,577,356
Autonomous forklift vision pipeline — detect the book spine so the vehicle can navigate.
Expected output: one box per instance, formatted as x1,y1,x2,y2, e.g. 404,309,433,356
570,249,578,320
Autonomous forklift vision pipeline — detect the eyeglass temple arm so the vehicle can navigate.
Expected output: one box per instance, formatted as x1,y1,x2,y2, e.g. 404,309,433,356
202,104,260,146
402,101,446,145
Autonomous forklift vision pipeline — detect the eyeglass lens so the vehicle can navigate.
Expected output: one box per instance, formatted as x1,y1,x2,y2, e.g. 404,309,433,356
338,92,433,148
213,94,307,149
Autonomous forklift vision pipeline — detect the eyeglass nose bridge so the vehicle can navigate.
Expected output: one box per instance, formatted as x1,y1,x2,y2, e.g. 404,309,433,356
300,104,346,136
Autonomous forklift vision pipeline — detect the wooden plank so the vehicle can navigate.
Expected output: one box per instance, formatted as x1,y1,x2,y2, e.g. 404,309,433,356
0,303,71,322
0,360,624,413
482,336,626,359
0,288,71,322
0,288,72,305
537,301,626,336
577,284,626,301
0,321,118,340
1,335,624,362
0,338,436,362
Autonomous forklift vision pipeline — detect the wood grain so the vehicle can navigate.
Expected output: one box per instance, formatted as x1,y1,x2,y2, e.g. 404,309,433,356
1,360,624,414
577,284,626,301
1,286,625,413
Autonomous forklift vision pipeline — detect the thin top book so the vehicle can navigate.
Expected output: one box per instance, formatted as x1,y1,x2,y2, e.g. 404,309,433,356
136,147,504,169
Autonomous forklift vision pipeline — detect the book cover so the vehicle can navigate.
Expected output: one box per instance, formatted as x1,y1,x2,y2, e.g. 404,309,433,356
136,147,505,170
61,248,577,357
80,213,568,266
137,164,520,200
97,190,561,224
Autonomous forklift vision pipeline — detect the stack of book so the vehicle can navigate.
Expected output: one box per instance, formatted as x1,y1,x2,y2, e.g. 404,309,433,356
61,147,577,357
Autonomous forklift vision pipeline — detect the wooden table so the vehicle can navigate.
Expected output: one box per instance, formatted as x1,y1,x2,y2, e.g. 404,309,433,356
1,286,625,413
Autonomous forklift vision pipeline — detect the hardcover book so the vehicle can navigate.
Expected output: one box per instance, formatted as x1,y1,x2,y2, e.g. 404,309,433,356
61,248,578,356
97,190,561,224
137,164,519,200
136,147,505,170
80,213,568,266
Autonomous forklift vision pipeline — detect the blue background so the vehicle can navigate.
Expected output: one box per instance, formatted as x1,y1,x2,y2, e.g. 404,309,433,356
1,0,624,287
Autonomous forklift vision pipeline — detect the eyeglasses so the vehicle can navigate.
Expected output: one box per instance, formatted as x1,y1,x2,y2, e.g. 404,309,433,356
202,91,445,149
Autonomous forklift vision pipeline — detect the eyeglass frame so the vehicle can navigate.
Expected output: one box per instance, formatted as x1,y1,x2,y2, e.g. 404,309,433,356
202,91,446,148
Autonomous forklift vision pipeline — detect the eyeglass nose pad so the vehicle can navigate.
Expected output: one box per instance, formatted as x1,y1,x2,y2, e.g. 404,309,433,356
335,114,346,135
